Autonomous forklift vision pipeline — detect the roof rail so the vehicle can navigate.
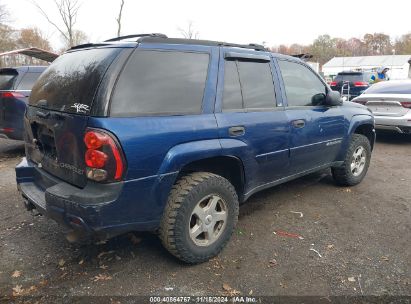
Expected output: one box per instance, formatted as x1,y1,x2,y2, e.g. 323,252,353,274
137,37,268,51
219,42,267,51
291,53,313,61
104,33,168,42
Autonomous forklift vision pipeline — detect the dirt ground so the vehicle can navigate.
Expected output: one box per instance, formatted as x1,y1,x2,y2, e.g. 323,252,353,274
0,132,410,303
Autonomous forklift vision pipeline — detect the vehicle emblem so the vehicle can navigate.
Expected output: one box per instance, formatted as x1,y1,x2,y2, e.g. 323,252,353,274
70,103,90,114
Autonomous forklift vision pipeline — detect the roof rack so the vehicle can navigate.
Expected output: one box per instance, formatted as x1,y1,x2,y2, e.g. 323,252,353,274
104,33,168,42
291,53,313,61
138,36,268,51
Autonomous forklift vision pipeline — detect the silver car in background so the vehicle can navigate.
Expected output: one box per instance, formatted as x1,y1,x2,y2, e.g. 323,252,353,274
352,80,411,134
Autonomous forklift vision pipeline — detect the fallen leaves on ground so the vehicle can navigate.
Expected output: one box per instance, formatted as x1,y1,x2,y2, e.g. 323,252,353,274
97,251,115,259
12,284,38,297
58,259,66,267
12,285,24,296
381,256,389,261
11,270,21,278
268,258,278,268
327,244,335,250
92,274,112,282
222,283,240,296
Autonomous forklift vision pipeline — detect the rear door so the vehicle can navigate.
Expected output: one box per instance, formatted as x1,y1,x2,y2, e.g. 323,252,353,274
26,47,122,187
276,59,345,174
215,49,290,191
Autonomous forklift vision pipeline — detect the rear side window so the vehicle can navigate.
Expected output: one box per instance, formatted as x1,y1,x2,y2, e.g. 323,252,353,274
278,60,326,107
110,50,209,116
30,48,121,114
0,70,18,90
223,61,243,110
222,59,276,111
16,72,42,90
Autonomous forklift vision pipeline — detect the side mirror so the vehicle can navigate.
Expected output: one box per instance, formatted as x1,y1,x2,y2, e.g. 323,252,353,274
325,90,342,106
311,93,326,106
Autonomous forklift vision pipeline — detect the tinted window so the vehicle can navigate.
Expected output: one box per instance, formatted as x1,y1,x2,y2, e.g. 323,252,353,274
279,60,326,106
238,61,276,109
364,81,411,94
16,72,42,90
30,48,121,114
334,73,371,82
0,70,18,90
111,50,209,116
223,61,242,110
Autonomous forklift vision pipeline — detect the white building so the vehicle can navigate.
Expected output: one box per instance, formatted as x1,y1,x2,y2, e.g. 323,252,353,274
322,55,411,80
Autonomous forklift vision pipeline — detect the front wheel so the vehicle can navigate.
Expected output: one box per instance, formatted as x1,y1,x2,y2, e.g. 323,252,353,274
332,134,372,186
160,172,239,264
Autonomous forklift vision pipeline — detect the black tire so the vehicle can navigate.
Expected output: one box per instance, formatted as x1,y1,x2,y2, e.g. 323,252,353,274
159,172,239,264
332,134,372,186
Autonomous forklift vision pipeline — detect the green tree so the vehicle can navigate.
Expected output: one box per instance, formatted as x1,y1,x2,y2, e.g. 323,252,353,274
394,33,411,55
363,33,392,55
309,34,337,65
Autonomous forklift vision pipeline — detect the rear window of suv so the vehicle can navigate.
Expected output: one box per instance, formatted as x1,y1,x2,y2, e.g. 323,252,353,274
334,72,372,83
110,50,209,116
29,48,121,114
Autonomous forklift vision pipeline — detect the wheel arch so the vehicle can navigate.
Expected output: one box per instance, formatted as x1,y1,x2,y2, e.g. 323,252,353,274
177,155,246,201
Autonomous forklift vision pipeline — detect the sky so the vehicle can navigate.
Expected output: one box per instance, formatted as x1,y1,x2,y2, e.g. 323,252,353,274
3,0,411,50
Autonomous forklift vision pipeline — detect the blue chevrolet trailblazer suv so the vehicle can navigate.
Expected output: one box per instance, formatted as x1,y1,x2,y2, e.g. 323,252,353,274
15,34,375,263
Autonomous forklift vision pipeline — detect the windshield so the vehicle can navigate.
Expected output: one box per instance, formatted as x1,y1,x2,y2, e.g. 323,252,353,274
0,70,18,90
29,48,121,114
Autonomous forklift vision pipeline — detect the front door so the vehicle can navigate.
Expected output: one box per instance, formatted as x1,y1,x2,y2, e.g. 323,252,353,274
276,59,345,174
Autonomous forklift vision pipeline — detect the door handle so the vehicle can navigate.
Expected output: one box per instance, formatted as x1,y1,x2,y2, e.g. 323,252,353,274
228,126,245,137
291,119,305,128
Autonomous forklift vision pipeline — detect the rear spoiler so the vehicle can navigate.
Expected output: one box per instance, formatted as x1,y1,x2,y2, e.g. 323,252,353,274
0,47,59,63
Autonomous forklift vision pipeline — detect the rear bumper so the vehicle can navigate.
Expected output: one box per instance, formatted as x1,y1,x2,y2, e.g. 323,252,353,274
375,112,411,133
16,158,173,241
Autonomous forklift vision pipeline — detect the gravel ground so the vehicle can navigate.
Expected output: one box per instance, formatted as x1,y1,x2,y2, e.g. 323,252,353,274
0,132,410,303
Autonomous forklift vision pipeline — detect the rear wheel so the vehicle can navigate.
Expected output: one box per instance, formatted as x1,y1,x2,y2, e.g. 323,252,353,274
160,172,239,264
332,134,371,186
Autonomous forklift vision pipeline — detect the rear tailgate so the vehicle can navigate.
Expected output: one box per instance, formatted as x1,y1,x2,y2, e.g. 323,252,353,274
26,47,122,188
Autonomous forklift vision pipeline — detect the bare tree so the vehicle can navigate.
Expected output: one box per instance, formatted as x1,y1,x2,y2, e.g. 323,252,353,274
116,0,125,37
31,0,81,48
0,1,9,24
178,21,199,39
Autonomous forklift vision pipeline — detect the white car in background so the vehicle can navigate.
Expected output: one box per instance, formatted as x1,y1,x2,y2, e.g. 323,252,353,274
352,80,411,134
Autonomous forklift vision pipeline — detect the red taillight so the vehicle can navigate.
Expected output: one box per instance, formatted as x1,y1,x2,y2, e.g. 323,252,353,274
84,130,125,182
330,81,337,86
354,81,369,87
85,149,108,168
400,102,411,108
84,131,108,149
0,91,25,99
